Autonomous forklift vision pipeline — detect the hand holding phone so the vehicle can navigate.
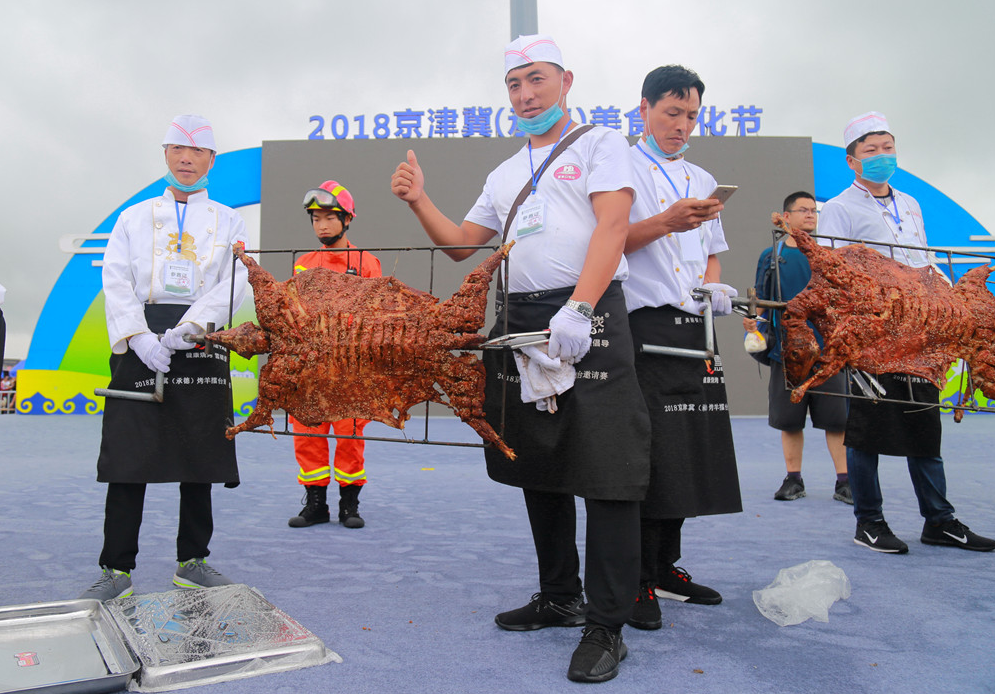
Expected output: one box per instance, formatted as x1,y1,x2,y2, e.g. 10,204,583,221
707,185,738,204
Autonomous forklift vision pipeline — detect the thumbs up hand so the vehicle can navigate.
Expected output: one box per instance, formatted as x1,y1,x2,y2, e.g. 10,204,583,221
391,149,425,204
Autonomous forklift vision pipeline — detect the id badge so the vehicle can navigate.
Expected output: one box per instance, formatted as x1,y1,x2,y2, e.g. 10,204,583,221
517,195,546,238
164,259,195,296
678,228,704,263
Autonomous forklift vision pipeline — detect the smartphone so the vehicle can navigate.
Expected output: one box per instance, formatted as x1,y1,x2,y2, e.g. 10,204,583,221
707,185,738,204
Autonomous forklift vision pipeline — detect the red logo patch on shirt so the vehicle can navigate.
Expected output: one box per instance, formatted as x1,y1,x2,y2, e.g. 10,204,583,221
553,164,582,181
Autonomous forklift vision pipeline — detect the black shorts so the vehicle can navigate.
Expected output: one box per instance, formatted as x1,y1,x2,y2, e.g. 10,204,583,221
768,360,847,432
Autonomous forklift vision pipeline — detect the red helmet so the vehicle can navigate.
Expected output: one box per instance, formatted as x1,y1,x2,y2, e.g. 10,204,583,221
302,180,357,218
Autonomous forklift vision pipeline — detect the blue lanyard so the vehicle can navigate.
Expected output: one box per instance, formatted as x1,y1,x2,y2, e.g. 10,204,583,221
527,122,572,195
874,192,901,227
174,200,188,252
636,143,690,200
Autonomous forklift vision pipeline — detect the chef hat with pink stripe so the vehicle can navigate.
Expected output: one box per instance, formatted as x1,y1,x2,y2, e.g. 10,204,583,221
843,111,891,149
162,114,217,152
504,34,563,75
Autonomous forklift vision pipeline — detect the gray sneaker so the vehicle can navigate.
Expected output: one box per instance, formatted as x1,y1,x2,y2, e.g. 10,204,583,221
173,558,234,589
79,566,133,601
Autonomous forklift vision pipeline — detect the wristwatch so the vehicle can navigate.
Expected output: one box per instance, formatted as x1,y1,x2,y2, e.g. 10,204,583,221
565,299,594,319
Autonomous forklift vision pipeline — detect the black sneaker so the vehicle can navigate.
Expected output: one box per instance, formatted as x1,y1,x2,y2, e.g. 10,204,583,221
833,480,854,505
626,582,662,630
567,624,627,683
654,566,722,605
494,592,586,631
921,518,995,552
774,475,806,501
854,519,908,553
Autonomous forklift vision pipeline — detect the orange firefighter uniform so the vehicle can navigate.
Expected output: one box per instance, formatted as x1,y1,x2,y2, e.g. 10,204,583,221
289,243,382,488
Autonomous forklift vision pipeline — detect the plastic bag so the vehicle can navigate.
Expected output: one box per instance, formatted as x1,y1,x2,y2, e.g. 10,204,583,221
753,560,851,626
744,329,767,354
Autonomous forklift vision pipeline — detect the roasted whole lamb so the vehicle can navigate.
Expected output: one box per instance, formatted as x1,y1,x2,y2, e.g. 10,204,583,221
774,213,995,405
208,243,516,459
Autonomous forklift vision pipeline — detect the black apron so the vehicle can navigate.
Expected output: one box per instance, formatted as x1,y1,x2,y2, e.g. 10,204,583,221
844,373,942,457
97,304,239,485
483,282,651,500
629,305,743,519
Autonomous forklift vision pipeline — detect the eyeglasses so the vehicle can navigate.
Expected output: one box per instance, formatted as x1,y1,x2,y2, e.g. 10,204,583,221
302,188,341,210
787,207,818,215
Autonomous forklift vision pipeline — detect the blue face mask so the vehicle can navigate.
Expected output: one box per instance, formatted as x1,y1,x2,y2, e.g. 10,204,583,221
165,170,209,193
644,127,689,160
516,102,565,135
858,153,897,184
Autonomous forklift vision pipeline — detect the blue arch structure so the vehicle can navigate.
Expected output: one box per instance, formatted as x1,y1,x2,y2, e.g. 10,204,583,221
25,148,261,370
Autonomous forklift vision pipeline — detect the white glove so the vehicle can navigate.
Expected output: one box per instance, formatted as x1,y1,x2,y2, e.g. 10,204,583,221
547,305,593,364
162,322,202,351
701,283,738,317
129,332,174,373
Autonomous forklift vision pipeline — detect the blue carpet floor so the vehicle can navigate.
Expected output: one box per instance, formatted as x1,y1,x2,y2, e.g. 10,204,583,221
1,413,993,693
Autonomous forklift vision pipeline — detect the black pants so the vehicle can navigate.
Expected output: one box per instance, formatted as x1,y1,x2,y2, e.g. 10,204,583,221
523,488,640,629
99,482,214,572
639,517,684,584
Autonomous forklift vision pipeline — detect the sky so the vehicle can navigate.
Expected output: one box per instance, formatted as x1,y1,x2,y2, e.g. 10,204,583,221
2,0,993,362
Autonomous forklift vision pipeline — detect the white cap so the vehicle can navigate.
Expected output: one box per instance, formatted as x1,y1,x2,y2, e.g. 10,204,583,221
162,114,216,151
504,34,563,75
843,111,891,149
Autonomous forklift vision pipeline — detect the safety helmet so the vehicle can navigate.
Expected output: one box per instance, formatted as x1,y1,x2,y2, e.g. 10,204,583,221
302,180,357,218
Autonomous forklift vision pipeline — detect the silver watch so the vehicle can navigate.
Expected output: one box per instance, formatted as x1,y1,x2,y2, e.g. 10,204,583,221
565,299,594,319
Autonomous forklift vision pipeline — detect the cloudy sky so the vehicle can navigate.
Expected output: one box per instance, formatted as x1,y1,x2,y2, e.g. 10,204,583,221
2,0,993,361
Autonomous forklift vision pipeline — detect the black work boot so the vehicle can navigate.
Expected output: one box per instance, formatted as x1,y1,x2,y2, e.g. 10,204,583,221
288,485,330,528
338,484,365,528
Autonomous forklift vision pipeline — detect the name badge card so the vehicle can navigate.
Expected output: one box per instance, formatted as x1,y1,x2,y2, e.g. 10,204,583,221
164,259,195,296
678,228,704,263
517,195,546,238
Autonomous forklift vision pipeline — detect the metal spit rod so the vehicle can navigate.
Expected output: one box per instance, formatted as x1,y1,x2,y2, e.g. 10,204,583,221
94,323,215,403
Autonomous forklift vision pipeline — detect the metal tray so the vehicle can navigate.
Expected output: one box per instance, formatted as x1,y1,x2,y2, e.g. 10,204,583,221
0,599,140,694
104,584,334,691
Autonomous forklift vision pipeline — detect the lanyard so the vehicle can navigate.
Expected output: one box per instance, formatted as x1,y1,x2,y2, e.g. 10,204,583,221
527,122,572,195
874,192,901,226
636,143,690,200
174,199,188,252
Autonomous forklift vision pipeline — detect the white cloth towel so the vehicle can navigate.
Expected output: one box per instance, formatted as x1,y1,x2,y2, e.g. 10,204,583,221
513,345,576,413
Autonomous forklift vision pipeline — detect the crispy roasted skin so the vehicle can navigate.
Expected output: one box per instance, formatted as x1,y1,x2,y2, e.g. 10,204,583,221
773,213,995,404
209,243,516,459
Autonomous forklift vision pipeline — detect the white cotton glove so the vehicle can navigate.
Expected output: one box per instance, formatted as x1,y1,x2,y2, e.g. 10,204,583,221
162,322,202,351
547,305,593,364
129,332,174,373
701,283,738,317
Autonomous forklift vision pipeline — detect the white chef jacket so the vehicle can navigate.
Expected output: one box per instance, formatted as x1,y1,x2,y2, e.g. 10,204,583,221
102,188,249,353
818,182,929,268
464,125,635,294
623,144,729,314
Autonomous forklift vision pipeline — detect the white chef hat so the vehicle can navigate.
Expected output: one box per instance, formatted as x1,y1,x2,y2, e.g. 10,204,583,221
504,34,563,75
162,114,217,151
843,111,891,149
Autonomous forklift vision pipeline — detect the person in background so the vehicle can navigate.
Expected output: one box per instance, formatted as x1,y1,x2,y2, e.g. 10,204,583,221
391,34,650,684
622,65,741,632
288,180,381,529
744,191,850,504
819,111,994,554
80,114,248,600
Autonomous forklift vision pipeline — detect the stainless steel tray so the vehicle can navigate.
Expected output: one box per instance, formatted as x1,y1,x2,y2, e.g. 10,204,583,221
0,599,140,694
